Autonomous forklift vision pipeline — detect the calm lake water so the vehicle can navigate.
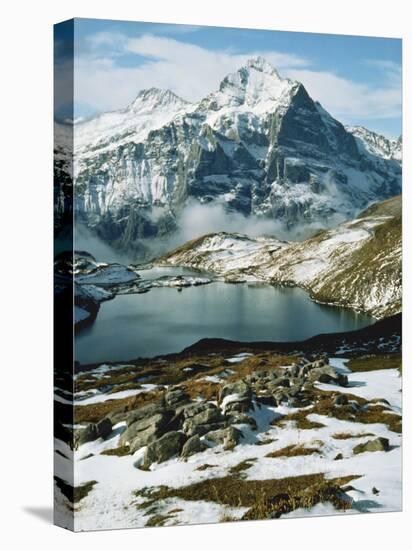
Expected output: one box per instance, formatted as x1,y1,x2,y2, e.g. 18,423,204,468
75,280,373,364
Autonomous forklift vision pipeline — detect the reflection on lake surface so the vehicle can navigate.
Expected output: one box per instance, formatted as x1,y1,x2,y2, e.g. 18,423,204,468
76,281,373,364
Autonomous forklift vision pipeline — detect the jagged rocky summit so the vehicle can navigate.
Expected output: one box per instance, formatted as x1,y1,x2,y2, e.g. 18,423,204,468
55,57,401,247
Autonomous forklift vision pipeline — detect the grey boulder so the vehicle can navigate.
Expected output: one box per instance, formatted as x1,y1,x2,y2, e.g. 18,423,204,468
120,412,172,453
206,426,243,450
75,417,113,447
180,434,206,458
219,380,252,402
143,431,187,467
308,366,348,387
353,437,390,455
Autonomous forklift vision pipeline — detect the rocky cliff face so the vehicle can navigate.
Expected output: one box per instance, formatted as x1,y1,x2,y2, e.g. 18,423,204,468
55,57,401,247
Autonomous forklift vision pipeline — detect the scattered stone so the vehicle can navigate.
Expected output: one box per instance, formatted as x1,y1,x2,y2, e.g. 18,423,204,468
256,395,278,407
75,424,98,447
191,405,223,426
251,371,269,382
219,380,252,402
125,400,166,425
183,420,227,438
223,427,243,450
219,380,253,414
353,437,390,455
333,394,349,406
255,437,276,446
166,409,187,432
182,402,226,436
334,453,344,461
196,463,216,471
372,487,380,495
75,417,112,447
96,417,112,439
206,426,243,450
142,431,187,468
165,387,190,408
108,410,129,425
308,365,348,387
273,391,291,405
180,434,206,458
183,402,216,419
120,411,172,453
223,397,252,414
272,377,291,388
227,413,257,430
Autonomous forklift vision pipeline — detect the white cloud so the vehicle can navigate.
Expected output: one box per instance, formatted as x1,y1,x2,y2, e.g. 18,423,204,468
74,33,308,111
73,33,401,127
284,64,401,122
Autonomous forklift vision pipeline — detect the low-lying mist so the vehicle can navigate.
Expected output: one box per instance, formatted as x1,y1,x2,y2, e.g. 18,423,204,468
74,200,346,265
176,200,344,242
74,224,130,264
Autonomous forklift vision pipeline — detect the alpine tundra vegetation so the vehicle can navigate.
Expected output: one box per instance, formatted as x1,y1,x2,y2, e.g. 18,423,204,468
54,21,402,531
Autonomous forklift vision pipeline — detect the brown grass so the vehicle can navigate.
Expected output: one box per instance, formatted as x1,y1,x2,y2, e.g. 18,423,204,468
219,512,238,523
276,411,326,430
225,354,299,383
74,389,164,424
183,379,220,401
332,432,375,440
255,438,276,446
347,354,401,374
135,473,360,521
266,444,321,459
100,446,131,457
107,382,142,394
145,514,169,527
310,211,401,316
75,366,140,393
196,464,217,471
229,459,257,474
276,390,401,434
74,351,300,423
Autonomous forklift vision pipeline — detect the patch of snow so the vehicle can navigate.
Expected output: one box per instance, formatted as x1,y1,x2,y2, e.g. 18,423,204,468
202,375,222,384
74,384,157,406
76,265,138,285
316,367,401,412
226,352,254,364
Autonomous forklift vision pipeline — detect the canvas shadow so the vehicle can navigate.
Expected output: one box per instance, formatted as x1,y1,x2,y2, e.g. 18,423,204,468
23,506,53,524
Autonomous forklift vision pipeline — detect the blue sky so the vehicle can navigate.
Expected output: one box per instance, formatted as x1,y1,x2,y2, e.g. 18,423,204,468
55,18,402,138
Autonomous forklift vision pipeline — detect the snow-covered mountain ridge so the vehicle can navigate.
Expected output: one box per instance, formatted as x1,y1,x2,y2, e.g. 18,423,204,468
159,195,401,319
346,126,402,163
74,88,192,163
54,57,402,248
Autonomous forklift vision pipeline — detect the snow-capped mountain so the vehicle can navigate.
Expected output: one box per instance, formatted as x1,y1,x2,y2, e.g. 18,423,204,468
74,88,191,161
346,125,402,163
55,57,401,247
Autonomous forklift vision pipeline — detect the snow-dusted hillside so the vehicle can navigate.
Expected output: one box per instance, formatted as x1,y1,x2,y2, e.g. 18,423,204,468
160,195,401,319
54,57,402,246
